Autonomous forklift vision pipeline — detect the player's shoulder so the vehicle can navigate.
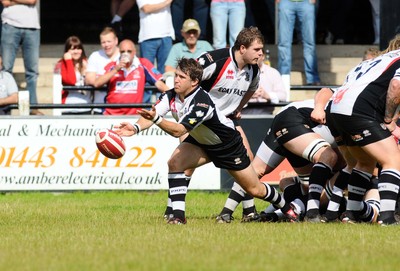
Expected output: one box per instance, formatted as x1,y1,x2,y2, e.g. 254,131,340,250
192,87,214,107
160,88,177,100
197,48,230,67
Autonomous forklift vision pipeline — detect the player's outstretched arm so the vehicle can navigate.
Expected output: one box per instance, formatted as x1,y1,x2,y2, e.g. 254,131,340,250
114,116,154,137
113,122,136,137
138,106,189,138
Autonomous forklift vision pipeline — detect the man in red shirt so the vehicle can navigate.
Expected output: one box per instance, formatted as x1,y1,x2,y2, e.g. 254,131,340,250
95,39,169,115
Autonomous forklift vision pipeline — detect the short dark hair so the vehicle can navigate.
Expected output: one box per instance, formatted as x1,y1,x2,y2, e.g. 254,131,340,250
233,26,264,51
176,58,203,84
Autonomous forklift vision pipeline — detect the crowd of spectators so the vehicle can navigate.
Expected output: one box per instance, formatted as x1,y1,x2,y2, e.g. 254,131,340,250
0,0,381,116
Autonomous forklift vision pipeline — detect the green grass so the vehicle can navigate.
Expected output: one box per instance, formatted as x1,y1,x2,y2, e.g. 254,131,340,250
0,191,399,271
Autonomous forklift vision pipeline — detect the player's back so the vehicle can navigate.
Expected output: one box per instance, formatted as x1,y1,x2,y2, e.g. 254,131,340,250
331,49,400,117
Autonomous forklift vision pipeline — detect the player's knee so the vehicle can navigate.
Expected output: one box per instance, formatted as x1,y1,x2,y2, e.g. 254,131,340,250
318,147,337,166
279,177,296,191
242,184,264,199
167,157,184,172
252,164,266,179
302,139,334,164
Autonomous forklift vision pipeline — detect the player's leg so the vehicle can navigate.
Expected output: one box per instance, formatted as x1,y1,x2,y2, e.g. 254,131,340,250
163,134,193,220
323,145,355,221
228,165,299,222
361,136,400,225
216,126,257,223
234,126,257,218
166,142,210,224
216,181,257,223
359,177,380,223
282,133,337,221
164,167,194,220
341,145,377,223
260,176,308,222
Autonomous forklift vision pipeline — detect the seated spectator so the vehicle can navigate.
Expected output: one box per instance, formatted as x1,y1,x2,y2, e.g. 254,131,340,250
171,0,209,42
0,55,18,115
164,18,213,87
85,27,121,114
94,39,169,115
242,50,287,115
58,36,92,115
165,19,213,73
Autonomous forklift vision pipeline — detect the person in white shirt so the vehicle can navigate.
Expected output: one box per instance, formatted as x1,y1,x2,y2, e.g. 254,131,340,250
136,0,175,103
1,0,41,115
0,56,18,115
85,27,121,114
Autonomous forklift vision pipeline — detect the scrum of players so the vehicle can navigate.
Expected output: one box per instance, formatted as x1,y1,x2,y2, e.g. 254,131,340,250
239,35,400,226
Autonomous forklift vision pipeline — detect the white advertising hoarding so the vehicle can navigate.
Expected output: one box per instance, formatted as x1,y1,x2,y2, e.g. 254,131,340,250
0,117,220,191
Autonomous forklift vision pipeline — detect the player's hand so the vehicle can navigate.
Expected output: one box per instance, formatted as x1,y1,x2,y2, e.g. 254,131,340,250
113,122,136,136
232,109,242,120
137,106,157,121
310,108,326,124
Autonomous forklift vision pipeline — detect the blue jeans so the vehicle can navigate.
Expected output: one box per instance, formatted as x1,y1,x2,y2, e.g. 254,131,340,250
171,0,209,41
210,1,246,49
1,23,40,104
140,37,172,103
277,0,320,84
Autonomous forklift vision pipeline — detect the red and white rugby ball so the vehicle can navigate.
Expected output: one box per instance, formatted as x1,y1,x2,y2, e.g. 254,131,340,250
95,128,126,159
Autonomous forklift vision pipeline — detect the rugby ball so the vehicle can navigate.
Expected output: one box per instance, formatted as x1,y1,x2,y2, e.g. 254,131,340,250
95,128,126,159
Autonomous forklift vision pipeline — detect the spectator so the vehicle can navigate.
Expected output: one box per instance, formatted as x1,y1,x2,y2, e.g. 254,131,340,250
94,39,169,115
164,18,213,74
210,0,246,49
0,55,18,115
242,50,287,115
85,27,120,114
1,0,42,115
276,0,321,86
110,0,136,40
136,0,175,103
171,0,209,42
58,36,92,115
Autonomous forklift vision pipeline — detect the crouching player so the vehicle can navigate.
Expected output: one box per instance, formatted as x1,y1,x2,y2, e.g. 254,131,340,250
114,58,299,224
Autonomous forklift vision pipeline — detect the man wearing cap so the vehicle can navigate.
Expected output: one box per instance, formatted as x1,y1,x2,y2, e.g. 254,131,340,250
164,18,213,74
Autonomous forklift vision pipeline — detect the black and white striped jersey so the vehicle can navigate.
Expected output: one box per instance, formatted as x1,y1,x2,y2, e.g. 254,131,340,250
197,47,260,116
330,49,400,118
155,86,237,145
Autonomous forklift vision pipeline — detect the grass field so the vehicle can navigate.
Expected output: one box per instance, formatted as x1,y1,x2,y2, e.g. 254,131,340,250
0,191,399,271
